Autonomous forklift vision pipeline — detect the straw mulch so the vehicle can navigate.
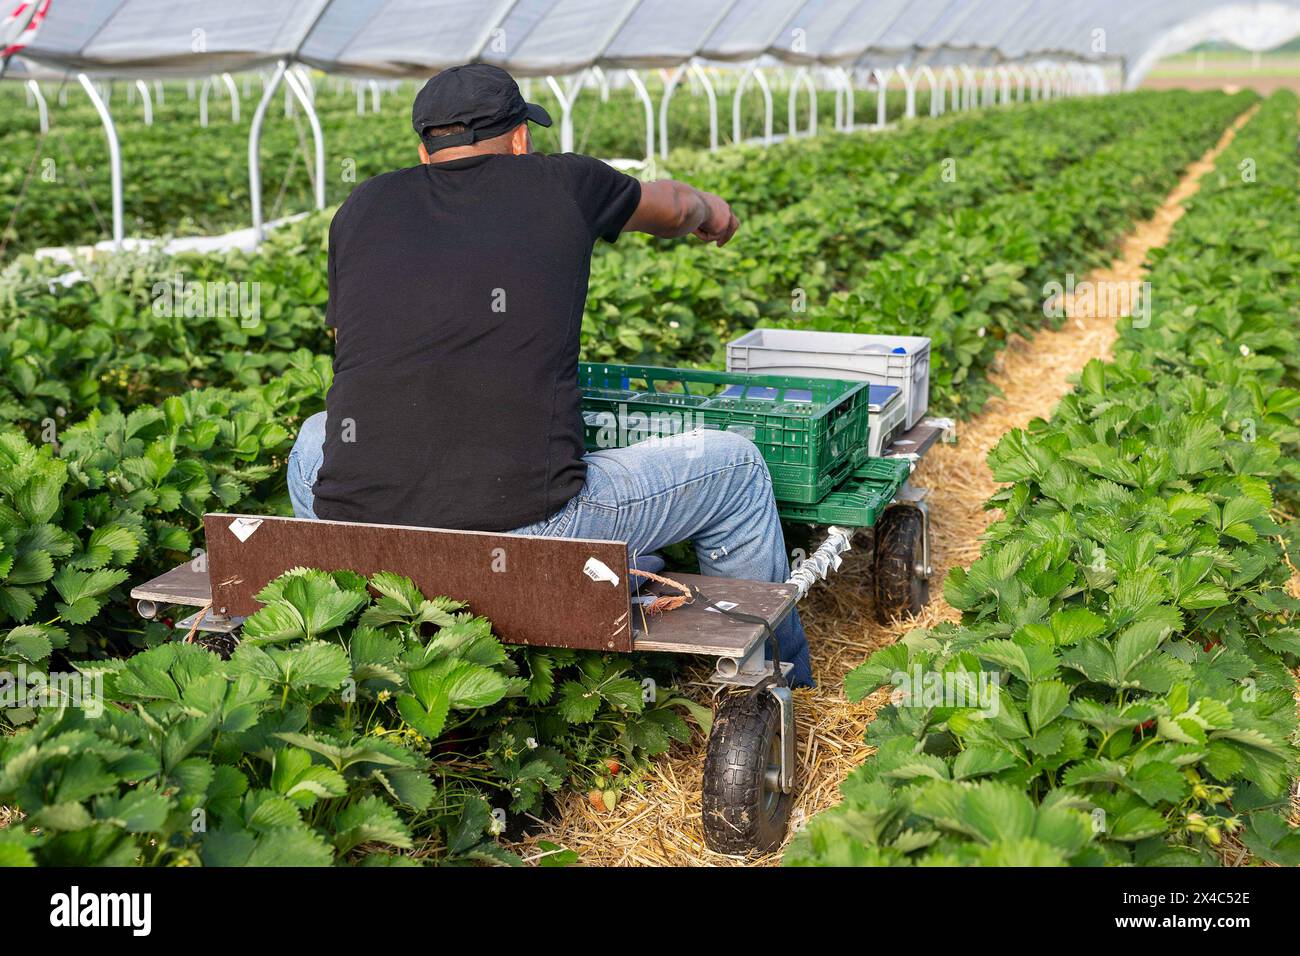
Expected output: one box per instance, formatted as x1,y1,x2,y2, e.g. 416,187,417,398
508,312,1123,866
521,109,1265,867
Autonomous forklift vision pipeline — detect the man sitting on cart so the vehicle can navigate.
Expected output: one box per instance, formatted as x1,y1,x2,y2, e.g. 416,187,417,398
285,65,811,687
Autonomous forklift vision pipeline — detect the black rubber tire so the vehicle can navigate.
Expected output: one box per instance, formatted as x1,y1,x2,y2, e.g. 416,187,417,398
196,630,239,660
781,522,818,565
873,505,930,623
702,691,793,854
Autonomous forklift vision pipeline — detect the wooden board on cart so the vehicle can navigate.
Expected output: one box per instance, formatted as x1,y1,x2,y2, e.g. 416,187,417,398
203,513,634,652
131,520,797,662
130,561,211,606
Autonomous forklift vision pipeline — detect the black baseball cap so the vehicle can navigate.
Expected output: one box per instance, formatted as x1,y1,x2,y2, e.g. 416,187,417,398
412,64,552,154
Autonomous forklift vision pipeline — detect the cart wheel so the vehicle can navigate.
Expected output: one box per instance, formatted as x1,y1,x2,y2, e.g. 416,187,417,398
782,521,823,564
702,691,792,854
196,631,239,660
873,505,930,623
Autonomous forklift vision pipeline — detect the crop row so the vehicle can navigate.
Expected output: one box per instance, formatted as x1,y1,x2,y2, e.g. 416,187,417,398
0,365,717,863
0,91,1250,442
0,80,933,255
0,89,1266,864
0,92,1255,656
0,558,719,865
2,94,1153,435
786,90,1300,867
590,90,1253,419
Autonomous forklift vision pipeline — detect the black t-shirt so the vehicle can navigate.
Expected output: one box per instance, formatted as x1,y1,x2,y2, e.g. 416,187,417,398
312,152,642,531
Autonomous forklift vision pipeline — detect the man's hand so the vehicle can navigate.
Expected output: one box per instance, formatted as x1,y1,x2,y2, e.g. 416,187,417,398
625,180,741,246
693,191,740,247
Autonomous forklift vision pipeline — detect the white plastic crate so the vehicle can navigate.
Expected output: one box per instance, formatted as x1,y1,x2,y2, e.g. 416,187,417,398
727,329,931,429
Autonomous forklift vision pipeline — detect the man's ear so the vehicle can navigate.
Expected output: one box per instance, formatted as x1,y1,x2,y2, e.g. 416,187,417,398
510,123,530,156
418,141,432,164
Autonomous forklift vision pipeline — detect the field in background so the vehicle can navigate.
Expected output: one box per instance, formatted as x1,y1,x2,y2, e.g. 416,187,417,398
1143,51,1300,94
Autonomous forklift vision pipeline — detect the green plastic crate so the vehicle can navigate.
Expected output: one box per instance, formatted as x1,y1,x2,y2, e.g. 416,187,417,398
777,457,912,527
579,363,871,504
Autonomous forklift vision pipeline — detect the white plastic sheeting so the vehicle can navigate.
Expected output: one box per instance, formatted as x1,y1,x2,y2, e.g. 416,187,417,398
1125,2,1300,86
908,0,1042,68
5,0,1300,87
6,0,330,75
297,0,513,77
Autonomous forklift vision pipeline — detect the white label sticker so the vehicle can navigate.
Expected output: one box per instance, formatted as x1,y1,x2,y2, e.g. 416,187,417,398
582,557,620,587
705,601,739,614
228,517,263,543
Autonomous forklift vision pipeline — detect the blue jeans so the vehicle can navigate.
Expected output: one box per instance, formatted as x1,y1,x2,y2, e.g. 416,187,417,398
287,412,811,686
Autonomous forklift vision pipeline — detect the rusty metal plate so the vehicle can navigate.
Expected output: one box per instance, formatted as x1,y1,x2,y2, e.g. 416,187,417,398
203,514,633,652
631,573,796,657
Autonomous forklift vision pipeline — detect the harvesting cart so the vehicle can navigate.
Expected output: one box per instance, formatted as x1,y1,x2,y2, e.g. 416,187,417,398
130,332,950,855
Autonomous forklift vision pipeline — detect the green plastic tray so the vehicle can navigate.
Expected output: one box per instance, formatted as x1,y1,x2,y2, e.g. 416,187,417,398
580,363,871,504
777,457,912,527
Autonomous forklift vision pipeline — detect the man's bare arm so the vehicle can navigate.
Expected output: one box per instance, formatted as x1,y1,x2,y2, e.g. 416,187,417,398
623,180,740,247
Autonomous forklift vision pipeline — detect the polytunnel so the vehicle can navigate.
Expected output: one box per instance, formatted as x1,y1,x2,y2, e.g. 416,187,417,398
3,0,1300,246
6,0,1300,83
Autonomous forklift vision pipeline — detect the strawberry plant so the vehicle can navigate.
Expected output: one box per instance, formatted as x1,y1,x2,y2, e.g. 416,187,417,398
0,80,919,257
776,89,1253,415
0,566,709,865
786,91,1300,868
2,90,1249,431
0,569,518,866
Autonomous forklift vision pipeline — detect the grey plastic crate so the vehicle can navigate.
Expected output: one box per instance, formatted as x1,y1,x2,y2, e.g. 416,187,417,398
867,385,908,457
727,329,931,429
